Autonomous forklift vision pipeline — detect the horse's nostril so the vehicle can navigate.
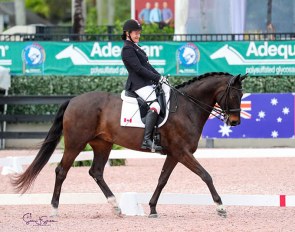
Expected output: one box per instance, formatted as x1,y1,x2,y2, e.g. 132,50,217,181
230,121,240,126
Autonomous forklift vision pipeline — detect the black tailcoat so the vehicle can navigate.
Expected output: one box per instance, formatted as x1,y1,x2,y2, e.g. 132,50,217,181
121,40,161,91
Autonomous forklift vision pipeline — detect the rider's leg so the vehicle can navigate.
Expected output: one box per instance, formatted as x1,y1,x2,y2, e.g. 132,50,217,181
135,86,163,151
141,107,162,151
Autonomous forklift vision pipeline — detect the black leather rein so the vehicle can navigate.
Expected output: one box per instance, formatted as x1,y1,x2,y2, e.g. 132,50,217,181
164,76,242,123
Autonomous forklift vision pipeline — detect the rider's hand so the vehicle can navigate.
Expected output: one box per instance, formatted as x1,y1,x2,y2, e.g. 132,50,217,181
159,76,167,84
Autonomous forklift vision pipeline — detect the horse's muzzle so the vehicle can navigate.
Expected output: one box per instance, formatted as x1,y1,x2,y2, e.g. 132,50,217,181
226,115,240,126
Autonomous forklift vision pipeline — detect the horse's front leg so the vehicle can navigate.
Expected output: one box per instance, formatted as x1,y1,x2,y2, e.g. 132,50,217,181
180,153,227,218
149,155,178,218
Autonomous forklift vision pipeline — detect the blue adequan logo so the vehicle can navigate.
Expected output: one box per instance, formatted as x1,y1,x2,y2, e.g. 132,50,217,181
177,43,200,67
22,43,46,66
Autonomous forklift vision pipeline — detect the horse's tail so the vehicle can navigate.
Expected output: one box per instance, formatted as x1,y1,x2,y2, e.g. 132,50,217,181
12,100,70,193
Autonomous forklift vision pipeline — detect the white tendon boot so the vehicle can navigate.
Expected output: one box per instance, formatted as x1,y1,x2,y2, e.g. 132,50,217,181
108,196,122,217
50,206,59,217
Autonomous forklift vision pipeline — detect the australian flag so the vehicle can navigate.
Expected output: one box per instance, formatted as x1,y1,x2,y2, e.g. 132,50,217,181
202,93,295,138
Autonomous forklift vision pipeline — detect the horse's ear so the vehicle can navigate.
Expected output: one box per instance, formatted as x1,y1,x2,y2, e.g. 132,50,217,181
233,74,241,84
240,73,248,81
234,73,247,84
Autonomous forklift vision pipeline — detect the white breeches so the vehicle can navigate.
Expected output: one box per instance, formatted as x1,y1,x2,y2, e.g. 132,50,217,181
135,85,160,114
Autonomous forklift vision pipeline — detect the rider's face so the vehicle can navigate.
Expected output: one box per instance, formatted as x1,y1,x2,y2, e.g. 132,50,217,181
127,30,141,43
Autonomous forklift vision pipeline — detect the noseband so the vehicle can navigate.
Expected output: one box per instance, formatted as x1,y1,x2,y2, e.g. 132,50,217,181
167,76,242,123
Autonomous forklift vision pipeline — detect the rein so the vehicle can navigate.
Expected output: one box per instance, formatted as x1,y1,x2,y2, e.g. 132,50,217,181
164,76,242,123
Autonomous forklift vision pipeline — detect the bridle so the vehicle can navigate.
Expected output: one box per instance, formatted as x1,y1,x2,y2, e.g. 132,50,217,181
215,76,242,121
165,75,243,123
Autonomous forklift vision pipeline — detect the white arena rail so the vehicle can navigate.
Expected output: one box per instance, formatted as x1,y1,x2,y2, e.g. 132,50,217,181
0,192,294,216
1,148,295,175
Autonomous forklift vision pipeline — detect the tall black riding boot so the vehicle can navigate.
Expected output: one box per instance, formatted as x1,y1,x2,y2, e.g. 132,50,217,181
141,110,163,151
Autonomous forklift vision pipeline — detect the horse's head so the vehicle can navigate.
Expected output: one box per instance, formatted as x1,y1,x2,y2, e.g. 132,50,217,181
215,74,247,126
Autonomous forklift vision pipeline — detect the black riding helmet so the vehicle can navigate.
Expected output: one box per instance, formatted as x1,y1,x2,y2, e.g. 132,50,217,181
123,19,142,31
121,19,142,41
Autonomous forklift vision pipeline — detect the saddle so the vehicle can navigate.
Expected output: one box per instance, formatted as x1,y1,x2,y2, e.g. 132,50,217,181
120,84,171,128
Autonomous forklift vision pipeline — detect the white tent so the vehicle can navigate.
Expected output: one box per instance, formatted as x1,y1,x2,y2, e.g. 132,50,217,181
0,66,10,90
175,0,246,35
0,66,11,149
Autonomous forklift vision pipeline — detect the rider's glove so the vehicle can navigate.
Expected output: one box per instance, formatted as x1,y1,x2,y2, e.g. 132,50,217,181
159,76,167,84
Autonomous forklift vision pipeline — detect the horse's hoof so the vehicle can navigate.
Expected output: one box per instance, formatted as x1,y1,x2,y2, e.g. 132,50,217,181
148,213,158,218
113,206,122,217
216,209,227,218
216,205,227,218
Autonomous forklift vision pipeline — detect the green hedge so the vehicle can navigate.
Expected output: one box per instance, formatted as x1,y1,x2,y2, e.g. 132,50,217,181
7,76,127,115
6,75,295,115
242,76,295,93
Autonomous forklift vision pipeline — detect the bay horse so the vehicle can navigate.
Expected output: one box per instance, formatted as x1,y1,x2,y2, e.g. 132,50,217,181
12,72,246,218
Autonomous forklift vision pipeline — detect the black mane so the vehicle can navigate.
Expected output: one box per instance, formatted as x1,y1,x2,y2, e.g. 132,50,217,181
175,72,232,89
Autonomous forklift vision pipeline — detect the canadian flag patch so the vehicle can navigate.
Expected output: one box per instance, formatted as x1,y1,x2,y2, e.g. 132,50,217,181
124,118,132,123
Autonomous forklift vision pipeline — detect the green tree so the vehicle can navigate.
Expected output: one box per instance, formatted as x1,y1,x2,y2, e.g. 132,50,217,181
25,0,131,26
113,0,130,22
45,0,71,24
25,0,71,24
88,0,130,25
25,0,50,18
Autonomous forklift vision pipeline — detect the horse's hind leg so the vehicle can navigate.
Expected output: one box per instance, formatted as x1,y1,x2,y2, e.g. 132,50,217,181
149,155,178,218
180,153,226,217
88,140,121,216
51,146,83,216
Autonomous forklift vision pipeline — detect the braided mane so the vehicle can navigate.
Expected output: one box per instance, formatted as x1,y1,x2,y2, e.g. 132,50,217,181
175,72,233,89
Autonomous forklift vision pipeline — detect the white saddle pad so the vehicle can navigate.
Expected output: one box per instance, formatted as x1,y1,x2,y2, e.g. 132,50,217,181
120,83,171,128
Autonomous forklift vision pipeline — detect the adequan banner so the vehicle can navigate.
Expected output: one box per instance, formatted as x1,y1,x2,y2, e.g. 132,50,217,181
203,41,295,76
0,41,295,76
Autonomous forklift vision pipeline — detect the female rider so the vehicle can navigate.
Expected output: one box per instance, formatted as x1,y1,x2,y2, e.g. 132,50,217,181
121,19,166,152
